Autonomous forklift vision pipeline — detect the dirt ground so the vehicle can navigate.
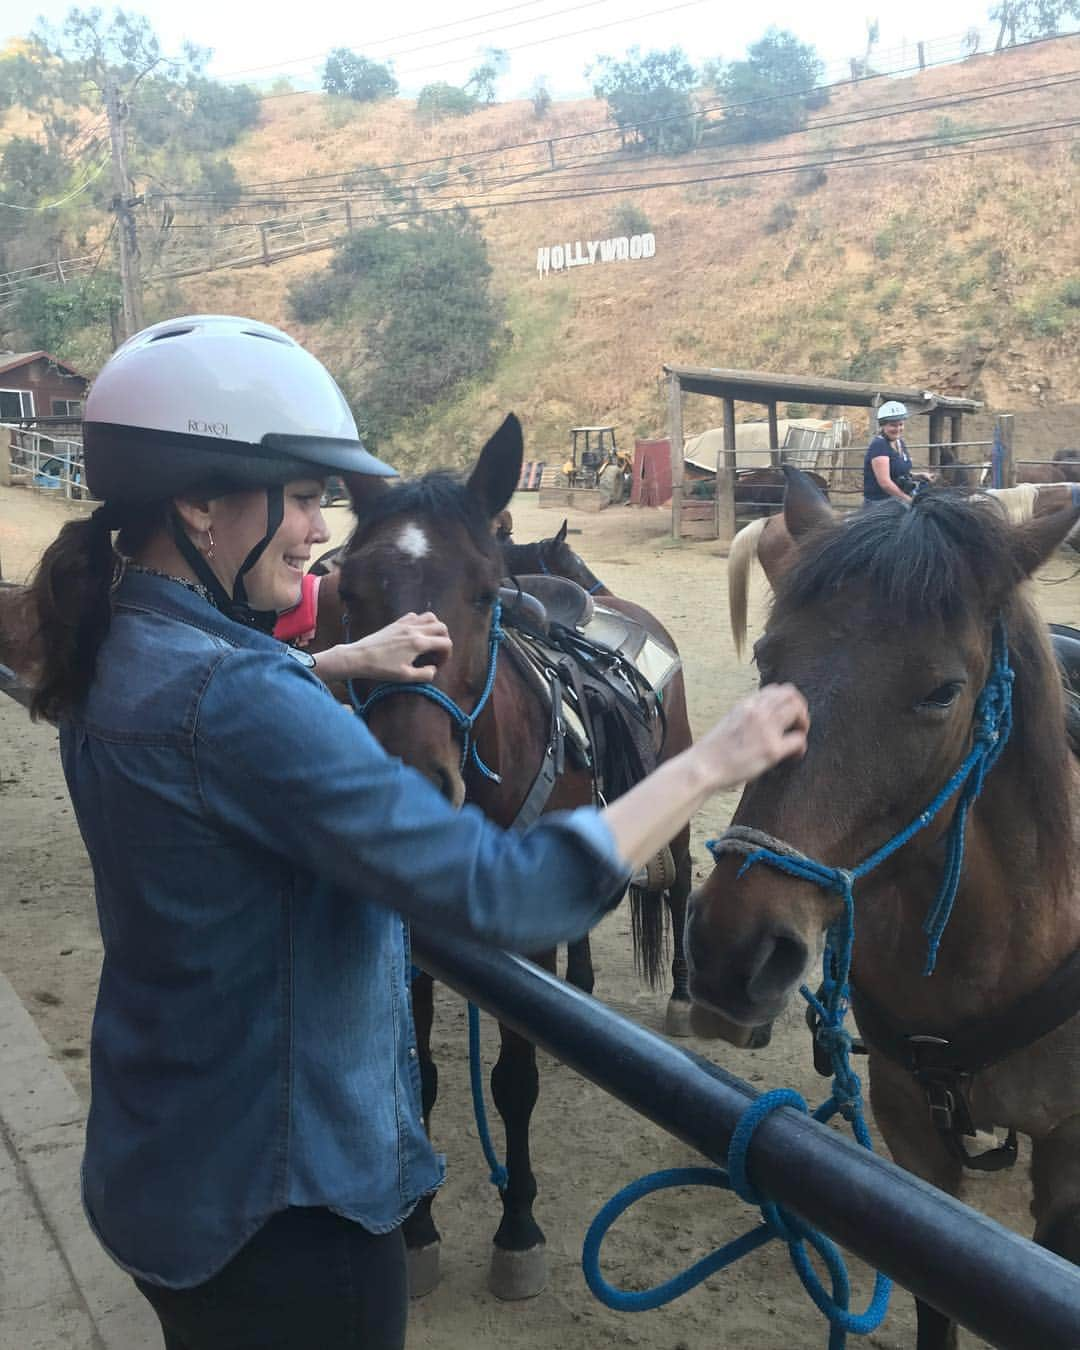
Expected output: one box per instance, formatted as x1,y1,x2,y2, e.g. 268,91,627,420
3,483,1080,1349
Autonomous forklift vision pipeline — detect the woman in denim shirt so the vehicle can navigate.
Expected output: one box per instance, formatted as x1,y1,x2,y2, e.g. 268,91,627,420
28,317,809,1350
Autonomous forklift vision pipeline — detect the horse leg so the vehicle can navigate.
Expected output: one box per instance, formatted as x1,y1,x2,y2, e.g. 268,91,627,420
565,936,595,995
664,830,694,1037
1031,1117,1080,1263
867,1055,963,1350
487,949,556,1300
403,971,442,1297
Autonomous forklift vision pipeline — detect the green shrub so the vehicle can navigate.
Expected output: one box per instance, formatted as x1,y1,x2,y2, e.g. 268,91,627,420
765,202,796,233
416,83,477,120
322,50,397,102
610,203,652,236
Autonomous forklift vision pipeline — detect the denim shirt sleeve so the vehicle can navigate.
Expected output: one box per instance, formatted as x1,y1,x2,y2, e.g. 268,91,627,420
194,648,631,950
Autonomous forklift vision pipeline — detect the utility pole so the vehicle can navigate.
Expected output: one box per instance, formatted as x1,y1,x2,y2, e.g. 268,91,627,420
105,79,144,341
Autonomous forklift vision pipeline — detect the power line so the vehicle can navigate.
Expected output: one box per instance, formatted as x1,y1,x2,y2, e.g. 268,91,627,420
145,116,1079,246
0,154,111,211
141,31,1080,200
144,124,1078,284
150,66,1080,212
238,0,713,100
219,0,616,80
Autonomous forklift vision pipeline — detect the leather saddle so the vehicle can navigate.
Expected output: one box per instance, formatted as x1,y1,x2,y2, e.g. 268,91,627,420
499,574,595,633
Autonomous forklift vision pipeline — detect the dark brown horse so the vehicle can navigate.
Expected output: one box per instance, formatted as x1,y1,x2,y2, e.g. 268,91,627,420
308,417,691,1302
689,469,1080,1348
500,518,698,1027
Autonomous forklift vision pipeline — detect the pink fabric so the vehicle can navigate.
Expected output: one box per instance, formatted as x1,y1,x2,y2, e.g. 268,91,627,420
273,572,322,646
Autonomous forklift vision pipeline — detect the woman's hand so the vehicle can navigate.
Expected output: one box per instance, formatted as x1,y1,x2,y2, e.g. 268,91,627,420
600,684,809,870
314,613,452,684
694,684,809,791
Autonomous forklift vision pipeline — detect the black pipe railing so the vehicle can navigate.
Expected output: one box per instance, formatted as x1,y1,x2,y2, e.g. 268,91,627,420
412,932,1080,1349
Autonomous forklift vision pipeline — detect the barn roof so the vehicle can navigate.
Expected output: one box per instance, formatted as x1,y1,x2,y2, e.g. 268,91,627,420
663,364,980,414
0,350,89,381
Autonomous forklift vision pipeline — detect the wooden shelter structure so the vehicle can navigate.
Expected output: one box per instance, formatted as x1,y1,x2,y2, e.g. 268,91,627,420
664,365,981,544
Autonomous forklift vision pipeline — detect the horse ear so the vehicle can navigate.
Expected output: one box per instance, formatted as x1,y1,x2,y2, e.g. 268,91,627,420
1009,501,1080,578
467,414,523,519
782,465,834,540
556,518,568,544
343,471,394,513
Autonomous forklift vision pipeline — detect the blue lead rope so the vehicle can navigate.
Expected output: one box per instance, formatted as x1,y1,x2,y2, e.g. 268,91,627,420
468,1001,508,1190
581,620,1015,1346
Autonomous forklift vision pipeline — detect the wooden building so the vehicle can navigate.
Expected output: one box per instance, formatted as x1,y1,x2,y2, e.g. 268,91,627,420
0,351,89,425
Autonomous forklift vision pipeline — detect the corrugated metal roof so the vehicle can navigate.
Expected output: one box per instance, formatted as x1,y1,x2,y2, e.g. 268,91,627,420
664,364,980,414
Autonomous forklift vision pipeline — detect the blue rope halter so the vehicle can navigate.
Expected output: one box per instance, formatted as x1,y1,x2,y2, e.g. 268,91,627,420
347,600,505,783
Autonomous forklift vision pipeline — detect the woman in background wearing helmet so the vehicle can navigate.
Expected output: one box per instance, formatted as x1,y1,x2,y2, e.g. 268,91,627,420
28,316,809,1350
863,400,916,504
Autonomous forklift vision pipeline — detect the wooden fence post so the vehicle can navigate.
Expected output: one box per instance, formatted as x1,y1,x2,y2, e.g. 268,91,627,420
767,401,781,467
918,41,926,69
0,425,11,488
668,372,684,540
344,200,353,232
997,414,1015,488
260,225,270,264
717,397,737,548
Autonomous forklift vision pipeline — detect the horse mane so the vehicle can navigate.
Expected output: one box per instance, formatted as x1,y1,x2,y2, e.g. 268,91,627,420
353,471,497,558
775,491,1073,896
777,493,1029,623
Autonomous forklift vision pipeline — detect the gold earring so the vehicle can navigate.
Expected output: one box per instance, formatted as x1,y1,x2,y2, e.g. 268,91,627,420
206,527,215,559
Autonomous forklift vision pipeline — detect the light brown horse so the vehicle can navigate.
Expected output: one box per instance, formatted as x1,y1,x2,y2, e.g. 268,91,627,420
689,469,1080,1348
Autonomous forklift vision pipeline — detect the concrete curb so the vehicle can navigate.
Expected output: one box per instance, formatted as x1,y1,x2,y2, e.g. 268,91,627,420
0,973,158,1349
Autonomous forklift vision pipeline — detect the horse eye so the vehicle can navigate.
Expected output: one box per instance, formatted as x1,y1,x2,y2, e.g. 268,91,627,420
475,591,497,609
917,681,964,711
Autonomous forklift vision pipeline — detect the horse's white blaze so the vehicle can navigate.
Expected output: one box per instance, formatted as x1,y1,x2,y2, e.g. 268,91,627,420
396,523,430,559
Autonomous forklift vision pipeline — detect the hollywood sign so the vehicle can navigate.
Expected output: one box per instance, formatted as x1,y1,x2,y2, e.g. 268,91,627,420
536,233,656,278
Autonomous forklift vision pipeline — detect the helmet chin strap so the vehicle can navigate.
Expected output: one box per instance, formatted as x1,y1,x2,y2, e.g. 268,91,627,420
170,485,285,633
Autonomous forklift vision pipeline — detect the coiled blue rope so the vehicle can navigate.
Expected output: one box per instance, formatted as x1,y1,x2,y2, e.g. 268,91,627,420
346,601,504,782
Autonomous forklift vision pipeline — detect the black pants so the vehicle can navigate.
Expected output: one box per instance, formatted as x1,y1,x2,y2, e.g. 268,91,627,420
135,1207,408,1350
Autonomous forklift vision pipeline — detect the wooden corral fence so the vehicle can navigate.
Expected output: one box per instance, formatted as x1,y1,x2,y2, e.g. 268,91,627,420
0,424,86,500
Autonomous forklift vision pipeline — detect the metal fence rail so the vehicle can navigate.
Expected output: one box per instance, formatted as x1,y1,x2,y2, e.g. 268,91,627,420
413,931,1080,1348
3,425,86,500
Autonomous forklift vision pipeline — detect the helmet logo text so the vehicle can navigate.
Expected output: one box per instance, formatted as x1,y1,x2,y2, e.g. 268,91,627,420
189,419,229,437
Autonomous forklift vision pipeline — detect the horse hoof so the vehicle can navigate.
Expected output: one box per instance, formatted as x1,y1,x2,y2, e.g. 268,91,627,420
664,999,693,1037
407,1241,441,1298
489,1243,548,1300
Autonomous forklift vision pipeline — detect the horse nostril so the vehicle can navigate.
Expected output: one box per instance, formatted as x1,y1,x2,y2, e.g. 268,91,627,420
746,932,809,1005
414,649,444,671
428,765,457,803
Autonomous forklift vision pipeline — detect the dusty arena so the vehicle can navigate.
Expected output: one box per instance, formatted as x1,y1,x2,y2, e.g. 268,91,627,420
4,482,1079,1349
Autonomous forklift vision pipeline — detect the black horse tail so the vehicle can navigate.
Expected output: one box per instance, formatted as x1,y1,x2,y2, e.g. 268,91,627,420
629,884,669,990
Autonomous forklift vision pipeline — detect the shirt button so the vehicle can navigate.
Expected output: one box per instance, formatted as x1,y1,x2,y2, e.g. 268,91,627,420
408,1048,417,1058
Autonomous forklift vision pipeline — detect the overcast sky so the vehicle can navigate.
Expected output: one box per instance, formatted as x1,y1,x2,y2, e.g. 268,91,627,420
12,1,1003,100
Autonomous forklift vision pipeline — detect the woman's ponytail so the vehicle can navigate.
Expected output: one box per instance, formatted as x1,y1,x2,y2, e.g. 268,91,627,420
29,505,121,723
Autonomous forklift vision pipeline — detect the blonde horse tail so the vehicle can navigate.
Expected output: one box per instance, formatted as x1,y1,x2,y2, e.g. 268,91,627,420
985,483,1040,524
728,516,769,659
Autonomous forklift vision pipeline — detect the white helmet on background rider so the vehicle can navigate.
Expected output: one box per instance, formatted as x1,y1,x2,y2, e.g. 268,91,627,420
876,401,909,423
82,315,396,628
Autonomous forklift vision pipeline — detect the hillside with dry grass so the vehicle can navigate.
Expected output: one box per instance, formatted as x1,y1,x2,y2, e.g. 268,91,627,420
13,36,1080,467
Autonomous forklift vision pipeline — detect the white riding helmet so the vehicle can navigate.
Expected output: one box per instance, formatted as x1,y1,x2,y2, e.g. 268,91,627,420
83,315,396,503
876,400,909,423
